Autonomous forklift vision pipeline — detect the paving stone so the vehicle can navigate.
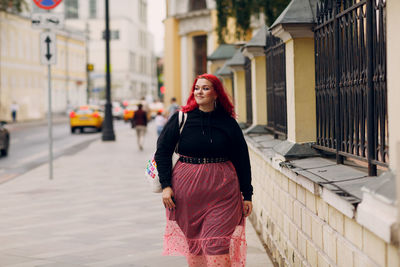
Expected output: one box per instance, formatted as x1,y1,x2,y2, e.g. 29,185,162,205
0,123,273,266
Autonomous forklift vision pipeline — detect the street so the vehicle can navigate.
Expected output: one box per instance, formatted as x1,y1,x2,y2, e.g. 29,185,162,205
0,118,127,185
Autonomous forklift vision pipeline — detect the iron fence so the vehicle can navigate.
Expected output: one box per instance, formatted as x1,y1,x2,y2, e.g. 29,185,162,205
244,57,253,125
314,0,387,175
265,32,287,138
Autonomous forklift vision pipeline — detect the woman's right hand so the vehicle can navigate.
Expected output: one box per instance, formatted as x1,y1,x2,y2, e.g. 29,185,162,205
162,187,176,209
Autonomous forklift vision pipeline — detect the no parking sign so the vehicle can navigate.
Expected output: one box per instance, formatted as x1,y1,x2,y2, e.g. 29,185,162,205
33,0,63,10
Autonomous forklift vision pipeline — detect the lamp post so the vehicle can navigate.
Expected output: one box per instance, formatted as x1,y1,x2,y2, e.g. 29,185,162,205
102,0,115,141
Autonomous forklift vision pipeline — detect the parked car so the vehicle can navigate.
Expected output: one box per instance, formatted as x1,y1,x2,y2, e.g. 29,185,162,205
112,102,124,120
70,105,104,133
0,121,9,157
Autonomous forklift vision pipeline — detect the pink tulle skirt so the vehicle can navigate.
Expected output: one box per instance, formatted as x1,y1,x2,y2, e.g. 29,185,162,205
163,160,246,267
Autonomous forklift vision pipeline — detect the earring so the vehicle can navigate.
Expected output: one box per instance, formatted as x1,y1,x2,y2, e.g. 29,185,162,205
214,100,217,108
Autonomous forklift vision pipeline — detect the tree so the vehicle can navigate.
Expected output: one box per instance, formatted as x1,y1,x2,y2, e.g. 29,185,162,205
0,0,28,13
216,0,291,43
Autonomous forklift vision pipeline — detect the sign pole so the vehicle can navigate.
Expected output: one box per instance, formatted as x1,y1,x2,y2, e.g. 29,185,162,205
39,30,56,179
48,62,53,180
33,0,62,180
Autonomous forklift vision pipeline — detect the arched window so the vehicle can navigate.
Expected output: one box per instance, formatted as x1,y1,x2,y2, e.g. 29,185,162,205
189,0,206,11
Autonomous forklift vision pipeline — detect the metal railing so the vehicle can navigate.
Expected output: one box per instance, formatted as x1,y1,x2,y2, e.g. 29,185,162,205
265,32,287,138
314,0,387,175
244,57,253,125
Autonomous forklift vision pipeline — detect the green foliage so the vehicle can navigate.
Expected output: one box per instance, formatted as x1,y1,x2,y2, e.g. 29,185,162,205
0,0,28,13
231,0,252,40
216,0,231,44
216,0,291,44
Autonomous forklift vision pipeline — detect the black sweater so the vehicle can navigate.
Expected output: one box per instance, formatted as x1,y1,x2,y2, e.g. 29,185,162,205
154,108,253,201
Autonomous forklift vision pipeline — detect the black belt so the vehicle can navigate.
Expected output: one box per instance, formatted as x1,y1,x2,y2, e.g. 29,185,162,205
179,156,229,164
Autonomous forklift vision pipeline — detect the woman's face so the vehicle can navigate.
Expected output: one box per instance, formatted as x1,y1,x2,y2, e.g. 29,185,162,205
194,78,217,109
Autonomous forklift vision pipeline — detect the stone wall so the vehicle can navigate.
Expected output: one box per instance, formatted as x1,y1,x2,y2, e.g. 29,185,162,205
248,144,399,267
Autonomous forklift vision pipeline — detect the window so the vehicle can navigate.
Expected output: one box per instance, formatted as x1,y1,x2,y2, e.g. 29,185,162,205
1,31,6,56
130,82,136,92
141,83,147,96
189,0,206,11
65,0,79,19
2,73,7,88
89,0,97,18
102,30,120,40
140,55,146,74
193,35,207,76
139,0,147,23
139,31,146,48
112,30,120,39
130,52,136,72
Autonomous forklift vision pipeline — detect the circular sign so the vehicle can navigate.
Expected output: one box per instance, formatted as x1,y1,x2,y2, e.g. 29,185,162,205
33,0,63,10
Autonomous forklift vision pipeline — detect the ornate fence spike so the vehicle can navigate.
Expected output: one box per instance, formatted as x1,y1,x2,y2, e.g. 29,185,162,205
317,2,321,24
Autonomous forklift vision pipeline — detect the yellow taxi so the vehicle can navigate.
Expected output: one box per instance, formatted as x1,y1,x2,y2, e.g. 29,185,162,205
70,105,104,133
123,105,137,122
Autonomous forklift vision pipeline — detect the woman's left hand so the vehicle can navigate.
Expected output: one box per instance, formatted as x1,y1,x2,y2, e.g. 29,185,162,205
243,201,253,217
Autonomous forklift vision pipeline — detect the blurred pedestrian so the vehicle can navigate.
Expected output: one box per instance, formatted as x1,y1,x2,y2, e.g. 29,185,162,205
132,104,147,151
154,111,166,136
155,74,253,267
167,97,179,119
10,102,19,123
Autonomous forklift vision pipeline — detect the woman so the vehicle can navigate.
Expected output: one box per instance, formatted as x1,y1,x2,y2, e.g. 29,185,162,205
154,110,167,136
155,74,253,267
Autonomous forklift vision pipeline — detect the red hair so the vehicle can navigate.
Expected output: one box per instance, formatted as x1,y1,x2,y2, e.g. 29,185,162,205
181,73,235,117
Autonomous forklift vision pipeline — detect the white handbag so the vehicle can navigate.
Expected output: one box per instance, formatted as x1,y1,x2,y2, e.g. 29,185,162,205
145,111,187,193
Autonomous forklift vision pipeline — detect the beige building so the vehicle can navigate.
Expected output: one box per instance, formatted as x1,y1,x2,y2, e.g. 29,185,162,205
0,11,86,122
163,0,261,106
53,0,157,102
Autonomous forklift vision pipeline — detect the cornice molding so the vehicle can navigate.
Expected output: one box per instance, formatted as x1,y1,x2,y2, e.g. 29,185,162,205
241,47,265,60
271,23,314,42
229,65,245,71
178,14,212,36
175,9,211,20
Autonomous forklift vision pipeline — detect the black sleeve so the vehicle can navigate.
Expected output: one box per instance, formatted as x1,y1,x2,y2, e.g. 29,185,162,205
154,112,180,189
229,119,253,201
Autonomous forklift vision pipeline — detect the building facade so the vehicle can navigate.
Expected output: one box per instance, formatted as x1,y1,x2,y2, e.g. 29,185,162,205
0,11,86,121
163,0,262,107
42,0,157,103
163,0,214,106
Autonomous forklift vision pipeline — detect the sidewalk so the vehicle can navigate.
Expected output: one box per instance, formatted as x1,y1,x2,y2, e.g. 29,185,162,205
5,113,69,133
0,122,273,267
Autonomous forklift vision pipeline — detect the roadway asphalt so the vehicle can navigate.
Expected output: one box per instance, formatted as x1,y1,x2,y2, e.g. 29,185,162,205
1,115,105,185
0,121,273,266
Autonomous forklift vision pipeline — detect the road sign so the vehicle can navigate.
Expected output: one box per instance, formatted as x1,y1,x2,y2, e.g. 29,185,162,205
33,0,63,10
32,13,64,29
40,32,57,65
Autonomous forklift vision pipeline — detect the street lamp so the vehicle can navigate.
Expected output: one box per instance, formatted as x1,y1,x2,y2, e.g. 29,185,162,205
102,0,115,141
